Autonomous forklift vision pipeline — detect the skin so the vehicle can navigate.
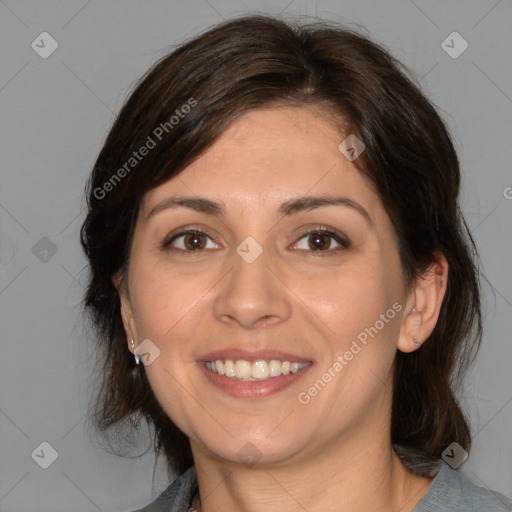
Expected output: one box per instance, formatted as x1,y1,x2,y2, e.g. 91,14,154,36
118,106,448,512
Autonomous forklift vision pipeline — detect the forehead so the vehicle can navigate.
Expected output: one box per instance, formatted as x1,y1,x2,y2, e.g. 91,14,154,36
142,106,379,216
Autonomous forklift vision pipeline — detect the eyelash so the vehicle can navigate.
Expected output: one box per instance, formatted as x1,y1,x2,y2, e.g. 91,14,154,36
292,227,350,255
161,226,350,255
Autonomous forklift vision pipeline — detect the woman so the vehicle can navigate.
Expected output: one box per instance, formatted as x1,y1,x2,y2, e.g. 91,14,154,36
80,15,512,511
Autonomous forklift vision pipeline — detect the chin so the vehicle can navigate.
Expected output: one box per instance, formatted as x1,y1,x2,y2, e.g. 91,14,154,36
189,419,310,467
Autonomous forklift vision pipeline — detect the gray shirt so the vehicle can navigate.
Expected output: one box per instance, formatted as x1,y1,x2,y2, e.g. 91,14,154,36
132,449,512,511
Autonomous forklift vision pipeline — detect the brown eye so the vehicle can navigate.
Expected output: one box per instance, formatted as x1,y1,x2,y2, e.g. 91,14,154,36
307,232,332,250
183,232,207,250
164,230,219,251
293,228,350,253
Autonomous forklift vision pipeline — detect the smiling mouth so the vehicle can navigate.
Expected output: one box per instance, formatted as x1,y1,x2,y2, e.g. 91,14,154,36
205,359,309,381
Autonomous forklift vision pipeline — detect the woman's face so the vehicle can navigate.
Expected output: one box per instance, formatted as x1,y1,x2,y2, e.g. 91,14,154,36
120,106,414,467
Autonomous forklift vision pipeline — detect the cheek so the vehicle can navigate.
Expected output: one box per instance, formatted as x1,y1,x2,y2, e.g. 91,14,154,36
297,262,395,334
291,257,404,387
127,266,211,428
129,247,207,330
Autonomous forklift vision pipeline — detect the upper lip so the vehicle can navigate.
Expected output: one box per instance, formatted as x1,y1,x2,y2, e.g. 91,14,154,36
198,348,312,363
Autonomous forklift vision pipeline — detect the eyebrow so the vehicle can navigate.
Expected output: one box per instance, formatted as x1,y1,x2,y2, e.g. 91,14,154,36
146,195,373,226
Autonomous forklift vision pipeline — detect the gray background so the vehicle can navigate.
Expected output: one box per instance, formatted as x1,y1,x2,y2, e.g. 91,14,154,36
0,0,511,510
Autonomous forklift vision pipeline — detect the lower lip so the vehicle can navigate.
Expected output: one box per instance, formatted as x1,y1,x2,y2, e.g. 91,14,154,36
198,362,313,398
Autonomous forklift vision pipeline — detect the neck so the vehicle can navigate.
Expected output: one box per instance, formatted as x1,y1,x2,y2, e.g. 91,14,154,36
190,430,433,512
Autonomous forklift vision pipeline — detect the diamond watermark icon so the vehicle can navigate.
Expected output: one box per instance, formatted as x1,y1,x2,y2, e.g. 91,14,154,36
441,32,468,59
134,338,161,366
441,441,468,469
31,32,59,59
338,134,365,161
31,441,58,469
32,237,58,263
237,442,262,466
236,236,263,263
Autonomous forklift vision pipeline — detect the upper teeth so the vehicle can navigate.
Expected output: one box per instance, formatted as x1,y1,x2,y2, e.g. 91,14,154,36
206,359,307,381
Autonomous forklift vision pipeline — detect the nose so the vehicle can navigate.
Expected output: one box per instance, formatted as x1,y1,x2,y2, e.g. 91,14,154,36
212,248,292,330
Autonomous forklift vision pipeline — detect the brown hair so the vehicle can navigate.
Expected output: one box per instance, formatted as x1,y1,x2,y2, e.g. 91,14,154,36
80,15,482,476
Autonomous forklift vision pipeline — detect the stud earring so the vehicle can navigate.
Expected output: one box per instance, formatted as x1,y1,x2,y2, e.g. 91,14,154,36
413,338,422,348
131,339,140,365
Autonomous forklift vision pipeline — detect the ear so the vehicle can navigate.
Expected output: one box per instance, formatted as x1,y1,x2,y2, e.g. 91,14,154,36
112,270,139,354
397,254,449,353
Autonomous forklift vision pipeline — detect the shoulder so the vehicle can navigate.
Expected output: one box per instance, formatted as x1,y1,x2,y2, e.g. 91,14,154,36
395,445,512,511
413,461,512,511
128,466,198,512
414,462,512,512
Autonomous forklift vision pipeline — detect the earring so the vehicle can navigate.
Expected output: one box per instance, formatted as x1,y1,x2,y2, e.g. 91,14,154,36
131,339,140,365
413,338,422,348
